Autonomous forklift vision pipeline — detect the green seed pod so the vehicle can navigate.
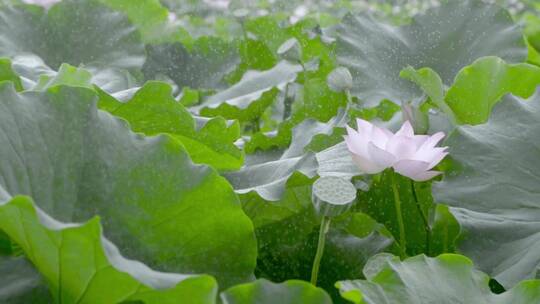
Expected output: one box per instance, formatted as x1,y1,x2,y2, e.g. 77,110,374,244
312,176,356,217
277,38,302,62
327,67,353,92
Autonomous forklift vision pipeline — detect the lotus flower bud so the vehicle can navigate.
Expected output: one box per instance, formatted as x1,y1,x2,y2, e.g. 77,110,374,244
277,38,302,63
327,67,353,92
312,176,356,217
401,102,429,134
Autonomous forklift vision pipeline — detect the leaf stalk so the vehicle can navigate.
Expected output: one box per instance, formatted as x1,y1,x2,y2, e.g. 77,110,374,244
391,171,407,259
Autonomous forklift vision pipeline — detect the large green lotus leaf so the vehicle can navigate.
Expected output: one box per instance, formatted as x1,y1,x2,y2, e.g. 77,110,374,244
0,230,12,255
244,16,337,77
0,256,51,303
524,12,540,53
224,148,316,202
432,91,540,287
226,38,277,84
97,81,243,171
221,279,332,304
337,254,540,304
197,60,303,122
445,57,540,124
225,109,346,201
46,0,145,69
335,0,526,107
97,0,190,44
0,196,218,303
294,77,347,122
0,58,23,91
243,121,295,154
529,41,540,67
6,55,59,90
34,63,94,91
0,83,256,286
4,55,139,94
0,1,144,70
0,55,141,119
289,20,338,78
143,37,239,91
430,204,460,256
402,57,540,125
400,66,444,106
244,16,291,56
0,5,44,61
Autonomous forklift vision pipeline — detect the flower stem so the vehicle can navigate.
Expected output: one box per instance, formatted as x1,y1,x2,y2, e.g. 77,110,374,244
282,83,292,121
310,216,331,286
345,89,353,104
391,171,407,259
410,180,431,256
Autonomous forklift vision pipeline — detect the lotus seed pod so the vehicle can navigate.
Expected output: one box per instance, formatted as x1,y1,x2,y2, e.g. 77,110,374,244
401,102,429,134
277,38,302,63
327,67,353,92
312,176,357,217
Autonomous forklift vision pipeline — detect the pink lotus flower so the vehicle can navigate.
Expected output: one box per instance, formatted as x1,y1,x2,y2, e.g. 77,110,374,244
344,119,448,181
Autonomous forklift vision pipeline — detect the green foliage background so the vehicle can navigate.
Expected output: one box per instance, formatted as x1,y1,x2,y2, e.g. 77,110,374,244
1,0,540,303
